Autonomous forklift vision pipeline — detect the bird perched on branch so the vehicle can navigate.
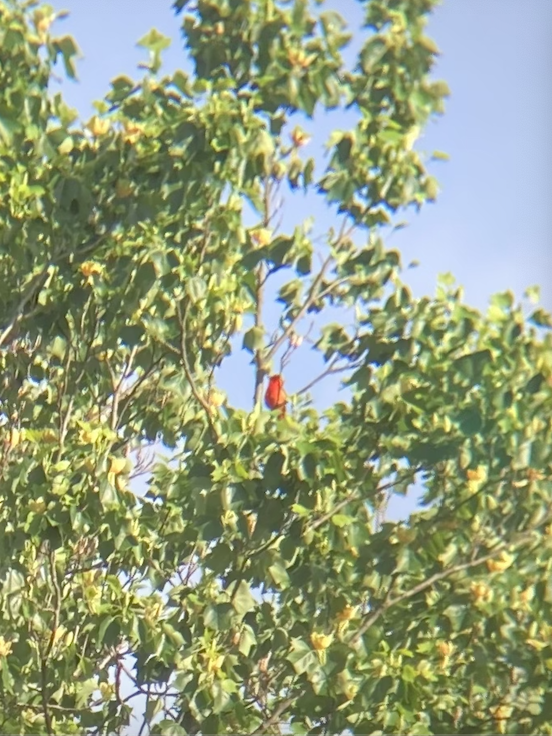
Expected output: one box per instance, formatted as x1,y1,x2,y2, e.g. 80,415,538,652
265,374,287,418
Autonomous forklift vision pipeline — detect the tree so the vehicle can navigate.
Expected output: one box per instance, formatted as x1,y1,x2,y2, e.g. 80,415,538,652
1,0,552,734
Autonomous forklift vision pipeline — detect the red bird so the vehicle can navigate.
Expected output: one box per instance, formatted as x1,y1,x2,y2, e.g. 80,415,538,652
265,374,287,418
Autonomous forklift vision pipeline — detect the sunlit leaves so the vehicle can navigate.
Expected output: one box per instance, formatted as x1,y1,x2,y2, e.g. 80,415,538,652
52,34,80,79
0,0,550,734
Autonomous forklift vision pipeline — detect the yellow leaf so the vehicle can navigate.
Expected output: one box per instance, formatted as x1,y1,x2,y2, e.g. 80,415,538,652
80,261,104,282
486,550,514,573
122,121,145,144
310,632,333,651
403,125,420,151
437,641,454,657
251,228,272,247
100,682,115,701
109,457,128,476
466,465,487,494
87,116,110,138
470,581,493,603
9,428,23,448
336,605,356,622
207,388,225,407
291,127,311,148
0,637,12,657
29,498,47,515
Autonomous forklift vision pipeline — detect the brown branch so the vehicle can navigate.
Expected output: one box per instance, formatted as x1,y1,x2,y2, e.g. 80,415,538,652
176,302,220,444
107,345,138,432
263,219,355,367
314,275,352,302
40,550,63,736
253,172,276,407
0,230,111,349
249,694,295,736
253,261,268,407
0,268,51,348
40,659,53,736
116,354,165,424
54,331,76,461
295,356,360,397
265,255,333,364
349,526,544,646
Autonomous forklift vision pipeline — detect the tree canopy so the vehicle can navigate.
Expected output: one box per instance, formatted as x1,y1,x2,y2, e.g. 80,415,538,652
1,0,552,734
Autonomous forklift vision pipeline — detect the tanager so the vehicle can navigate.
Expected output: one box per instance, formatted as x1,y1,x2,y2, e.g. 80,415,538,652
265,374,286,418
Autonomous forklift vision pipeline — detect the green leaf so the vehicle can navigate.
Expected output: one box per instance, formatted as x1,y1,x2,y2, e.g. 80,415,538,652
238,626,256,657
75,678,98,708
211,679,231,714
529,308,552,328
525,373,545,394
287,638,317,675
0,114,18,144
401,664,417,683
437,272,456,288
443,604,466,632
331,514,354,528
242,326,265,354
227,580,256,616
204,603,233,631
98,480,118,508
54,35,80,79
185,276,207,303
137,28,172,52
453,349,492,381
360,36,388,72
156,722,187,736
161,623,186,647
524,285,541,304
268,560,290,589
455,407,483,436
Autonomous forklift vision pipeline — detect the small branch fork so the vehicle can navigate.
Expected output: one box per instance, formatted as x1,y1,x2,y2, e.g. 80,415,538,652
252,171,358,408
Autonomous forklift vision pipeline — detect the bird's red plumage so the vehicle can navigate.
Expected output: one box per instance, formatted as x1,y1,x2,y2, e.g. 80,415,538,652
265,374,286,417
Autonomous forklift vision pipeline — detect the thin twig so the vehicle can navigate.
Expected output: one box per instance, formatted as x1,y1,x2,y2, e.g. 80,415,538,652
0,230,111,349
307,469,419,533
350,548,501,645
295,357,360,397
40,550,63,736
349,522,547,646
265,255,333,363
108,345,138,432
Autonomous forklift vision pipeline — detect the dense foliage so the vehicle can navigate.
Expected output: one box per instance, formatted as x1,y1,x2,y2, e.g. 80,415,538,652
1,0,552,734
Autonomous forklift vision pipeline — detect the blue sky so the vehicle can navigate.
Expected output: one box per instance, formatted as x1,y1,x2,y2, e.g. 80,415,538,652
49,0,552,525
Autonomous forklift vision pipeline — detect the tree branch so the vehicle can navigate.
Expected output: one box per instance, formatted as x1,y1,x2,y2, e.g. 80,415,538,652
0,230,111,349
249,694,295,736
176,302,220,444
265,255,332,363
0,268,51,348
307,469,419,533
349,521,549,646
295,356,360,398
